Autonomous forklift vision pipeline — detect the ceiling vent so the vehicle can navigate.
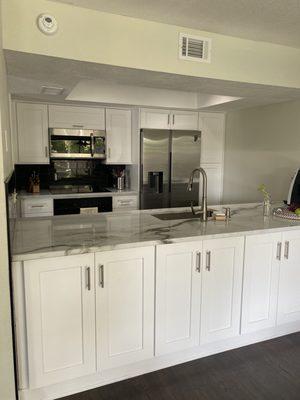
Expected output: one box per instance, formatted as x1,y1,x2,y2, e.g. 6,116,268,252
179,33,211,63
41,85,64,95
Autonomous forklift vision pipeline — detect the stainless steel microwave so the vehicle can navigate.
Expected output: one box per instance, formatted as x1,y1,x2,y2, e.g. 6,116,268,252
49,128,106,159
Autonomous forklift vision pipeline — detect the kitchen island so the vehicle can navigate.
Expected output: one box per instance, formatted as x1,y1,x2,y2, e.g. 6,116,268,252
12,203,300,400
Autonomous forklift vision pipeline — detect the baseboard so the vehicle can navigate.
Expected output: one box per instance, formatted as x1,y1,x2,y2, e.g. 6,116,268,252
19,321,300,400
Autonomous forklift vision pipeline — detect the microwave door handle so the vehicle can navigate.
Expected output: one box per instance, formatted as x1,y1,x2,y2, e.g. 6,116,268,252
91,134,94,157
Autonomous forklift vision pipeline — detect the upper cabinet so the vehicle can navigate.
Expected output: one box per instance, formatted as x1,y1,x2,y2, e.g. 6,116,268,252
105,108,132,164
140,108,198,130
199,113,225,164
16,103,49,164
48,105,105,130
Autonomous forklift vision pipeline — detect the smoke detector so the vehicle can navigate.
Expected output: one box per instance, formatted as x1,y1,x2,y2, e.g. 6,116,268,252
37,14,58,35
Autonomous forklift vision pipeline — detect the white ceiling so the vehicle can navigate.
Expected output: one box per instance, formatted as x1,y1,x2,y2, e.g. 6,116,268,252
52,0,300,48
6,50,300,111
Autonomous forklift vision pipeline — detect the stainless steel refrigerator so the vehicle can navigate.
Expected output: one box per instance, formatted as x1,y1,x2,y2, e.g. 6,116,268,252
140,129,201,209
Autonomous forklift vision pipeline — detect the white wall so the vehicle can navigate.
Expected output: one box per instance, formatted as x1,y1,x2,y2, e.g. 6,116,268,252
223,100,300,203
0,0,16,398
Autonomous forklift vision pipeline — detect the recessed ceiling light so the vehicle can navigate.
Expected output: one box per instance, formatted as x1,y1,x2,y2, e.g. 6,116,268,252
41,85,64,95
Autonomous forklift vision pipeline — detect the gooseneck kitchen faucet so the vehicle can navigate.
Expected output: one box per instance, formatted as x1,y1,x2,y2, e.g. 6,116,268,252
187,167,208,221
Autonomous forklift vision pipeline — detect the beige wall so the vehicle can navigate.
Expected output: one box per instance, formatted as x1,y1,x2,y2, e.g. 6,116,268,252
2,0,300,89
223,100,300,204
0,1,16,399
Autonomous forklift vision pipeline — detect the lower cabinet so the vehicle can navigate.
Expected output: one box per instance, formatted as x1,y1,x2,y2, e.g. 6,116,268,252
241,233,281,334
200,236,244,344
155,242,202,355
155,236,244,354
277,231,300,325
24,254,96,389
95,247,155,370
242,230,300,331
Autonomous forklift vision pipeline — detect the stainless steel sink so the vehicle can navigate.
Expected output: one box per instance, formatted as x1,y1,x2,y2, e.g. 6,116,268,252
152,209,214,221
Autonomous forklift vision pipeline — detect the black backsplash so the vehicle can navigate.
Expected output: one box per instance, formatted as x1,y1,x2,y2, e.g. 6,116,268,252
16,160,124,190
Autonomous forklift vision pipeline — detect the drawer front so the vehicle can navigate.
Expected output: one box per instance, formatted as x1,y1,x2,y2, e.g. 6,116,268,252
113,196,138,210
21,198,53,216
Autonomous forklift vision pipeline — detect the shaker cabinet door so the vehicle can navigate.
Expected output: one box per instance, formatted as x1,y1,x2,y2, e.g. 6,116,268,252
242,233,281,334
200,236,244,344
95,247,155,370
105,108,132,164
16,103,49,164
24,254,96,388
155,242,202,355
277,231,300,325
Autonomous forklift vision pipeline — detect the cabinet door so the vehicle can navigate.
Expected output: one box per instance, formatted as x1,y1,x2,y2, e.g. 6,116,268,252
278,231,300,325
172,111,198,130
199,113,225,164
242,233,281,334
200,164,223,205
95,247,155,370
105,108,132,164
140,108,171,129
201,236,244,344
48,105,105,129
16,103,49,164
155,242,202,355
24,254,95,388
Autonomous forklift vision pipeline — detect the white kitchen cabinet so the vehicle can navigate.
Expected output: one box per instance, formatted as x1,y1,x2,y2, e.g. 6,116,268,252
200,236,244,344
23,254,96,388
155,242,202,355
172,110,198,130
140,108,198,130
20,197,53,217
242,233,281,334
199,113,225,164
140,108,171,129
95,246,155,370
48,105,105,129
105,108,132,164
16,103,49,164
277,230,300,325
200,164,223,205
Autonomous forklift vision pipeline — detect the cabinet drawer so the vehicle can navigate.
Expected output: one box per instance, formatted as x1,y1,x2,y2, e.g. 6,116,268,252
113,196,138,210
21,198,53,217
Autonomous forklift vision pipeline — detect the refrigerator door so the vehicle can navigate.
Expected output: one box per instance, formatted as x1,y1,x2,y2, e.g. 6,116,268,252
140,129,171,209
170,130,201,207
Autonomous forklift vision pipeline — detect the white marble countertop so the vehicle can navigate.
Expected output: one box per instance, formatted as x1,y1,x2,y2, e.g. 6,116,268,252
11,202,300,262
18,188,138,199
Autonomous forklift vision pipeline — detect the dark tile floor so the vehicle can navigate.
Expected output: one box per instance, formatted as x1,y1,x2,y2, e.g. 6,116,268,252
61,333,300,400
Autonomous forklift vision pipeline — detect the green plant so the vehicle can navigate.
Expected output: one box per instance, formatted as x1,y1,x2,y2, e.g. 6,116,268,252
258,184,271,202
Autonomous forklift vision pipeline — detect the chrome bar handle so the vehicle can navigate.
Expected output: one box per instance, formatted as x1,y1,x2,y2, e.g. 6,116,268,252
284,241,290,259
206,251,211,271
86,267,91,291
172,114,175,125
167,114,170,126
45,146,48,158
276,242,282,260
99,264,104,288
196,252,201,273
